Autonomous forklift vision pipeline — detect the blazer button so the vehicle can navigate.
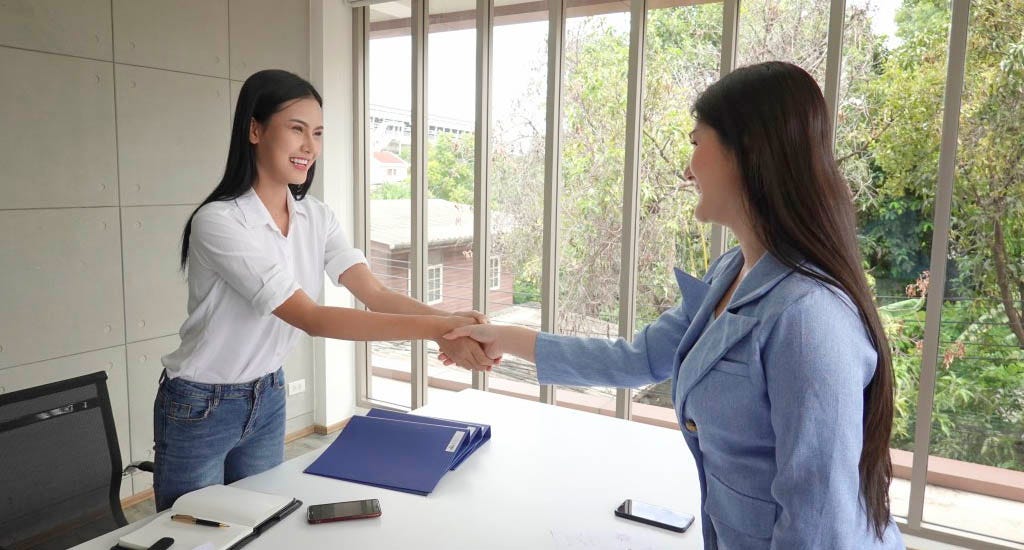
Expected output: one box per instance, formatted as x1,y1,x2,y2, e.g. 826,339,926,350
684,419,698,433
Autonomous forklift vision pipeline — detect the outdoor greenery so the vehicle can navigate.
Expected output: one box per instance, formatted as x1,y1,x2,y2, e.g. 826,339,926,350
398,0,1023,471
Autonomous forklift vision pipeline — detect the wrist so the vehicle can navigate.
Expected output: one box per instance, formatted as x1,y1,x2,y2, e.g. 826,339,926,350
429,315,462,341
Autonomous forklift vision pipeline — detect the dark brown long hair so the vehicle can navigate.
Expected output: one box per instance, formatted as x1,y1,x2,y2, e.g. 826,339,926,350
693,61,893,539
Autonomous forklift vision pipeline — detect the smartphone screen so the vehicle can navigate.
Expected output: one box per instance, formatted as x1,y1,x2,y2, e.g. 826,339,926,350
307,499,381,524
615,499,694,532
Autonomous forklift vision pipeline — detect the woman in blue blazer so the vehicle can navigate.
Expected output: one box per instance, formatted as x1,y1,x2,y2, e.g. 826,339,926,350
445,61,905,549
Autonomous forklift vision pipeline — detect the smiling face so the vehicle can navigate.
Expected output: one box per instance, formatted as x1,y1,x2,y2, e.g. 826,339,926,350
249,96,323,188
684,121,746,229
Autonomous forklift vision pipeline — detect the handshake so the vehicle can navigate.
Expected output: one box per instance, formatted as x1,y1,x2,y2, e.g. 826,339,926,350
434,311,517,371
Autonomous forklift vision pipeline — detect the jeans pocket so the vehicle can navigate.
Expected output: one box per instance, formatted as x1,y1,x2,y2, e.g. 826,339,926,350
161,389,213,423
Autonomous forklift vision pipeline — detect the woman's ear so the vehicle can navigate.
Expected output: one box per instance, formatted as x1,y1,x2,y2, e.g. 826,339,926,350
249,118,260,145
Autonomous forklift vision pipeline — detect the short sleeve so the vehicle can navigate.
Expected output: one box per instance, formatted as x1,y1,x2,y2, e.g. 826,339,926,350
323,206,368,286
189,208,300,315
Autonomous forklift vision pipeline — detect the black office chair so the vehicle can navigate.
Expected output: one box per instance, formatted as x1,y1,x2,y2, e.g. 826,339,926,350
0,371,150,549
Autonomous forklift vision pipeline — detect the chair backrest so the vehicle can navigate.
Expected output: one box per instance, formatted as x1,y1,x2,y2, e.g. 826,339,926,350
0,371,127,549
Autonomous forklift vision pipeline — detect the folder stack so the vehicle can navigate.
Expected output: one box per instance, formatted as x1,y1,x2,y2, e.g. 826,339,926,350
303,409,491,495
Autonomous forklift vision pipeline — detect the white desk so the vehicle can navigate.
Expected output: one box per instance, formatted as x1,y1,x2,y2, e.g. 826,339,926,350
76,389,703,549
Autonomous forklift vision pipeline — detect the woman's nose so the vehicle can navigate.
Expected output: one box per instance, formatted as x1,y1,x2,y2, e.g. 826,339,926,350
683,164,694,181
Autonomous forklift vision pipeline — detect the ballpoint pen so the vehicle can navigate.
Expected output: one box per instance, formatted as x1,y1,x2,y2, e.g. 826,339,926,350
171,514,229,528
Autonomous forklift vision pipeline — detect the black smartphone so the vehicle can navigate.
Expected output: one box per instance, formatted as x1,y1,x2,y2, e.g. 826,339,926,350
307,499,382,524
614,499,695,533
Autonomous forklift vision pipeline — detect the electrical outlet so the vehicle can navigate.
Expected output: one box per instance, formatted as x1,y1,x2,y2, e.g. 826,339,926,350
288,378,306,396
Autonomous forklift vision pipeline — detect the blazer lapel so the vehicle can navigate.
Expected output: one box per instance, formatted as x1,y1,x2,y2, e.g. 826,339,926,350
673,251,798,406
675,312,759,402
669,253,742,404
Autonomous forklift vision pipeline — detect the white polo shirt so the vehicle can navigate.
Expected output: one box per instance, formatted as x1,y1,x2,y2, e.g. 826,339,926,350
161,187,367,383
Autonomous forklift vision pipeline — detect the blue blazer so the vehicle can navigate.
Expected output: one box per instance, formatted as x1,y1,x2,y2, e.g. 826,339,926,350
535,248,905,549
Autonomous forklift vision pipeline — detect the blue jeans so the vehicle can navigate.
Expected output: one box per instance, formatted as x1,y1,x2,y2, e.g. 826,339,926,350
152,368,286,511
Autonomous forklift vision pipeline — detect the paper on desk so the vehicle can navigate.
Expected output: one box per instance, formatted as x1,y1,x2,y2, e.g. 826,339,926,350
191,544,215,550
548,528,663,549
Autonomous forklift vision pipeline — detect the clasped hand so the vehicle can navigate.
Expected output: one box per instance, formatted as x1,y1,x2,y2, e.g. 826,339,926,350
436,311,500,371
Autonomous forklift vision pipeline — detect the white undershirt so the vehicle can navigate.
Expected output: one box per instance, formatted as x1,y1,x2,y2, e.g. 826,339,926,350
161,187,367,383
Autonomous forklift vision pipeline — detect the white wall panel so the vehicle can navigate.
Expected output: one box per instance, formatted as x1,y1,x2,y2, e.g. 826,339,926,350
0,208,124,369
0,346,130,496
125,335,178,494
0,48,117,209
112,0,229,78
0,0,112,60
230,79,242,115
229,0,309,81
122,206,194,343
115,65,230,206
284,334,315,420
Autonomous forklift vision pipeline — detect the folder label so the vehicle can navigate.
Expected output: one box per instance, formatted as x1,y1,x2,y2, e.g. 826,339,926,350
445,431,465,452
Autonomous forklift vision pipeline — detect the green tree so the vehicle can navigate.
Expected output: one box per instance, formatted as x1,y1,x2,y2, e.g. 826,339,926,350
427,132,475,204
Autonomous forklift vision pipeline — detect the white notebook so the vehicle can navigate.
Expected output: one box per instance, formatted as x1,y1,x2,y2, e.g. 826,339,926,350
118,485,298,550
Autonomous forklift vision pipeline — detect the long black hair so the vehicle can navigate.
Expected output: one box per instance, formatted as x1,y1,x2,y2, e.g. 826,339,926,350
693,61,894,539
179,69,323,269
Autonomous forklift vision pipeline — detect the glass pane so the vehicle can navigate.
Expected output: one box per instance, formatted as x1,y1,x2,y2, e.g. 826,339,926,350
737,0,830,85
487,0,550,401
426,0,477,398
367,1,412,409
924,1,1024,541
631,2,723,427
555,0,630,412
838,0,944,521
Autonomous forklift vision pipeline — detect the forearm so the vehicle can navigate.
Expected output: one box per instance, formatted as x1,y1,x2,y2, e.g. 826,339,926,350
306,305,450,341
364,287,446,316
494,325,539,363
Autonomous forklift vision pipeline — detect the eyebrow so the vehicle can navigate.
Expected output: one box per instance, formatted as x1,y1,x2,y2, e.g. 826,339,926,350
289,119,324,131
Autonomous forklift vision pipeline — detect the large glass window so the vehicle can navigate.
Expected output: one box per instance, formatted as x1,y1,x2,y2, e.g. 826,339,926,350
367,0,413,409
924,1,1024,541
554,0,630,412
836,0,948,521
485,0,550,402
630,1,723,427
425,0,477,396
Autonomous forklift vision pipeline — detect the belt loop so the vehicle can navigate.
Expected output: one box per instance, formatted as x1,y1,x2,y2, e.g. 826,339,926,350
213,383,222,407
158,369,167,385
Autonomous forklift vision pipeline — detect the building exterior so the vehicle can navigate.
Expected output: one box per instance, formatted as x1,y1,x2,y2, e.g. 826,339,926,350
369,150,409,187
369,199,514,312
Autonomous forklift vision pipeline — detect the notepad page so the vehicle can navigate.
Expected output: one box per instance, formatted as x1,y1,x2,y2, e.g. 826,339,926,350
172,484,293,527
117,511,251,550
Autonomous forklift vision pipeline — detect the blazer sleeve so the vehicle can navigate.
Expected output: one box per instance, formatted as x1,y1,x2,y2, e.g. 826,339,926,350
534,300,692,388
763,288,878,549
533,251,730,388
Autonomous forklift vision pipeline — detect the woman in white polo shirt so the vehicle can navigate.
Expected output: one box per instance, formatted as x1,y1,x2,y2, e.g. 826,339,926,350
155,69,494,511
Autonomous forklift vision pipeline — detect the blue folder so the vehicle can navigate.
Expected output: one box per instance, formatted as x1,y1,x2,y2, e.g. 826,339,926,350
303,415,471,495
365,408,491,470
